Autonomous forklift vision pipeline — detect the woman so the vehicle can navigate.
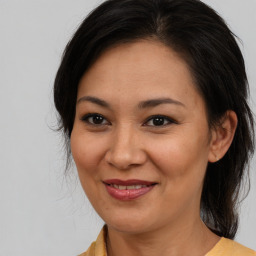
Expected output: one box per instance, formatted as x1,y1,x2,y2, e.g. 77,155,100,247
54,0,255,255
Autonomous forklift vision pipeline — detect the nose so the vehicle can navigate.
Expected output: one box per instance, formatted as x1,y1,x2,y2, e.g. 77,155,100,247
105,126,147,170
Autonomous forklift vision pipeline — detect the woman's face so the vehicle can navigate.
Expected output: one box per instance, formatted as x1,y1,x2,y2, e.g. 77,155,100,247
71,40,215,234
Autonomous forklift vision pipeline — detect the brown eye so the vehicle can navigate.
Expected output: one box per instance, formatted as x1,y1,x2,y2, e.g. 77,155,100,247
144,115,176,127
90,115,104,124
81,113,110,125
151,117,166,126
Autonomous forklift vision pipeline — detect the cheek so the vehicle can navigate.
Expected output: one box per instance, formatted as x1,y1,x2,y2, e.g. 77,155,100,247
146,135,209,212
70,130,106,179
70,130,108,204
146,131,210,181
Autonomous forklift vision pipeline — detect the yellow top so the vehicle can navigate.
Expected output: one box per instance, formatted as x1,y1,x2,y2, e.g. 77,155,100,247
79,226,256,256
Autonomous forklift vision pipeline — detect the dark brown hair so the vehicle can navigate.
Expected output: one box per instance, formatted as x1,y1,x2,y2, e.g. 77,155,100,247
54,0,254,239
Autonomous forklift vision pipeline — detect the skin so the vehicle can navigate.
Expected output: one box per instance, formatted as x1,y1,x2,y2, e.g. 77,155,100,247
71,40,237,256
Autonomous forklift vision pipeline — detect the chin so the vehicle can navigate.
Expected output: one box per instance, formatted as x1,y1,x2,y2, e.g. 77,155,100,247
103,213,155,235
108,222,149,235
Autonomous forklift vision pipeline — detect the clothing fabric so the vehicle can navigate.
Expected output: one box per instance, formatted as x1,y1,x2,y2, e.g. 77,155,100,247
79,226,256,256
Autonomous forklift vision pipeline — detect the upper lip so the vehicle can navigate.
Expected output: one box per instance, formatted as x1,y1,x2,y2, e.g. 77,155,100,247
103,179,157,186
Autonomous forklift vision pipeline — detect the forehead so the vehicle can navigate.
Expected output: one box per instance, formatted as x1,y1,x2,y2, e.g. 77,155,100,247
77,40,203,110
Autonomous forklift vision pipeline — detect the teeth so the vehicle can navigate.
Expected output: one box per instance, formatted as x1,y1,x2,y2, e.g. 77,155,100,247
126,185,135,189
111,184,149,190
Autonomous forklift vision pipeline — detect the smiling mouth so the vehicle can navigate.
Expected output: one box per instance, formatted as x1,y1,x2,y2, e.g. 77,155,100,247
103,179,157,200
109,184,149,190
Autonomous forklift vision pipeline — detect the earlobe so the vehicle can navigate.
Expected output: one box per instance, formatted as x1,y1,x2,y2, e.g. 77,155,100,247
208,111,238,163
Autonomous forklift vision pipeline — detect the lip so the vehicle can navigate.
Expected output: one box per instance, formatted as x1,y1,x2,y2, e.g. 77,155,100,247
103,179,157,201
103,179,156,186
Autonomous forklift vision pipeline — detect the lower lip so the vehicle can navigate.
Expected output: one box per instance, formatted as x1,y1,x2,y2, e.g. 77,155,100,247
105,184,155,201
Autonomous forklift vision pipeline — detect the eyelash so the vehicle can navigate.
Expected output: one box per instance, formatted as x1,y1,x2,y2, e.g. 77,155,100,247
80,113,177,127
143,115,177,127
80,113,110,126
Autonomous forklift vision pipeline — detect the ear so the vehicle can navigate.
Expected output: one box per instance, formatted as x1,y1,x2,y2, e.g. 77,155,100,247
208,110,238,163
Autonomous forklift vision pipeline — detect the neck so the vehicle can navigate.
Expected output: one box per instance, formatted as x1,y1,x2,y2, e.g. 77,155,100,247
106,217,220,256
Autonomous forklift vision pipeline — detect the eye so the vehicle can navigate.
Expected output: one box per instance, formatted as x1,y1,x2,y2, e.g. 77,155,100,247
81,113,110,126
144,115,176,127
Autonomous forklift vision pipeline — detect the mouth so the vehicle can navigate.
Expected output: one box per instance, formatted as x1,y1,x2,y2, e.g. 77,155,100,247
109,184,150,190
103,179,157,201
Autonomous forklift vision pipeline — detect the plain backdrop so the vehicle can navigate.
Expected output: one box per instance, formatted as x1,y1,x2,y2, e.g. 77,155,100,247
0,0,255,255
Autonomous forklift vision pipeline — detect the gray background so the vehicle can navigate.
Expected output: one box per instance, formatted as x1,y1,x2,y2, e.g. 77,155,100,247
0,0,255,255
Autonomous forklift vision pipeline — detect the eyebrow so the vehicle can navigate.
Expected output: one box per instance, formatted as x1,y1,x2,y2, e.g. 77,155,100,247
77,96,110,108
138,98,185,109
77,96,185,109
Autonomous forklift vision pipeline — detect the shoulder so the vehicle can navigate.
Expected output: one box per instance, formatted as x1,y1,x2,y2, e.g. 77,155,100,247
79,241,96,256
78,226,107,256
206,237,256,256
79,241,97,256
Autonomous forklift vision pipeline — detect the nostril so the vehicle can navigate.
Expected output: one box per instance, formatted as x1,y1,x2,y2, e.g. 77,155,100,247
104,134,147,169
105,149,130,167
105,149,146,170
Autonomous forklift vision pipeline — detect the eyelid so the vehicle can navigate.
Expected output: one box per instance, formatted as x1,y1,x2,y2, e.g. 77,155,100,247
143,115,178,127
80,113,111,126
80,113,177,127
